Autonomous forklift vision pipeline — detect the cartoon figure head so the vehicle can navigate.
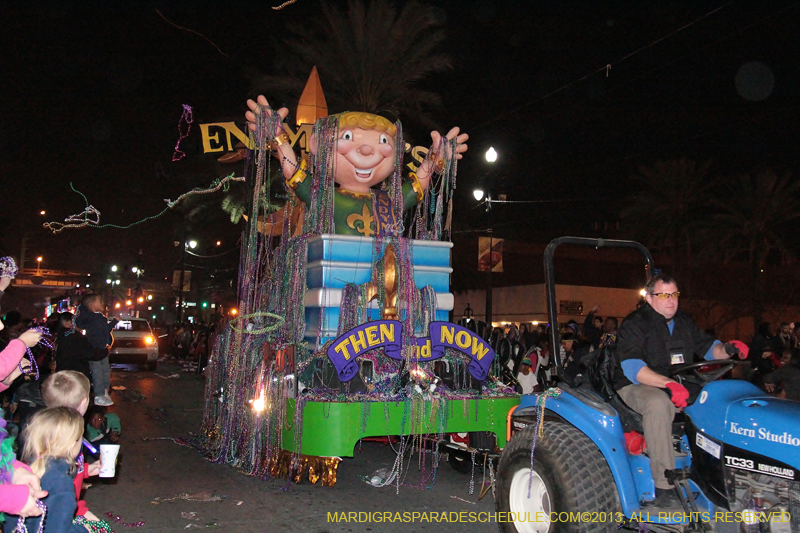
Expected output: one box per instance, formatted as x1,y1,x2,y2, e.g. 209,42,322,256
313,112,400,194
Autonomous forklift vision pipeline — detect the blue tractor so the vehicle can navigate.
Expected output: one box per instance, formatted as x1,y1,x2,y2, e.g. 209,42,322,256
495,237,799,532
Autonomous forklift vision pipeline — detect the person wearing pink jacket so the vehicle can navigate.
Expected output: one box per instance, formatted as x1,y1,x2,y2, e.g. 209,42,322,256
0,329,41,392
0,273,47,519
1,419,48,518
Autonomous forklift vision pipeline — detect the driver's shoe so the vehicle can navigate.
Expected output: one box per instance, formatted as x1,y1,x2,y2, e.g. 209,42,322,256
649,488,683,509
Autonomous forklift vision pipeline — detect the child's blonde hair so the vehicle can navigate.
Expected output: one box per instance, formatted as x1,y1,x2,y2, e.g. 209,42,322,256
22,406,83,477
41,371,91,410
336,112,396,137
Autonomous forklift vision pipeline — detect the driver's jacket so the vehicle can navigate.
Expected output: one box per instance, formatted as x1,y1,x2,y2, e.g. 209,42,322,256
613,303,716,391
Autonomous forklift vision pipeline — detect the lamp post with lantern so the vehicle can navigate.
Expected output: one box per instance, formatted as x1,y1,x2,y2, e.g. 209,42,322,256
176,238,197,323
473,146,498,331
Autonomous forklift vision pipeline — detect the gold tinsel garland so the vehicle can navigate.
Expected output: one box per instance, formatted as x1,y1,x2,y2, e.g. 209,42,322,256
269,450,341,487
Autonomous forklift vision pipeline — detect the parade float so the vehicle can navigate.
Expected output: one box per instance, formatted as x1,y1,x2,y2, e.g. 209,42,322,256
200,71,519,487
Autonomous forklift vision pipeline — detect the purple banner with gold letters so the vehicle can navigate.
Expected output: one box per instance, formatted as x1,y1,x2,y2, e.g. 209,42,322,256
327,321,495,382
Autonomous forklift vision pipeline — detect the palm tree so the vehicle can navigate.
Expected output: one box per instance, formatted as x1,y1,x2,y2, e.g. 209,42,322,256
621,158,714,286
699,169,800,329
251,0,451,130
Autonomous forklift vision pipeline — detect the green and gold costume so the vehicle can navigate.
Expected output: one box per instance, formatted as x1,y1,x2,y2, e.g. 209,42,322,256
288,159,424,236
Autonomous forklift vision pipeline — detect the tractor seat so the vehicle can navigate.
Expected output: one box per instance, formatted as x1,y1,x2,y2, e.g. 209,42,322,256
627,414,688,457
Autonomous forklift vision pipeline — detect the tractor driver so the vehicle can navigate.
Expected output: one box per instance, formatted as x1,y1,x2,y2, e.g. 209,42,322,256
613,273,744,508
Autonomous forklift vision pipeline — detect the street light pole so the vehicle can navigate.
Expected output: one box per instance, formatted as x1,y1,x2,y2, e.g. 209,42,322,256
177,241,186,323
479,146,499,334
177,237,197,324
485,195,493,330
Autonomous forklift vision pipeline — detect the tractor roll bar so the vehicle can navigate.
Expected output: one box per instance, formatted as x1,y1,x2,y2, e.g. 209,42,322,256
544,237,654,378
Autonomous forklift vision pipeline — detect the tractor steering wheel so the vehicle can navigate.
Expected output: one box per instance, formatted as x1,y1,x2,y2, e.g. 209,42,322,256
669,359,749,386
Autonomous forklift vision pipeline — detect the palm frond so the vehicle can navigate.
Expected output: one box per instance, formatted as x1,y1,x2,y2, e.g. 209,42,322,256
251,0,451,129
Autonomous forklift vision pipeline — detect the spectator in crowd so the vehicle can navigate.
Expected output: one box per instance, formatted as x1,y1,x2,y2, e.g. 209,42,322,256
535,336,552,386
6,407,95,532
584,305,604,349
564,320,580,338
751,322,778,359
0,327,39,393
600,316,619,347
763,348,800,401
0,282,47,519
172,324,192,360
777,322,793,350
585,305,619,350
561,332,591,386
40,371,101,521
522,324,541,351
53,313,95,382
793,323,800,349
515,357,537,395
75,294,117,406
84,405,121,462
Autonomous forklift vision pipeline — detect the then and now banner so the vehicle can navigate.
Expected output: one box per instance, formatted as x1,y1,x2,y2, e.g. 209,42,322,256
327,321,495,383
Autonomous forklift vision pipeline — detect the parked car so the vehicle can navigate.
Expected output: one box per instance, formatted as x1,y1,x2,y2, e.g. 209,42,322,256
110,317,158,370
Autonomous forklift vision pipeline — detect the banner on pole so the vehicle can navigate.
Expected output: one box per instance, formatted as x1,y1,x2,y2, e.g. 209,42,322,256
478,237,503,272
172,270,191,292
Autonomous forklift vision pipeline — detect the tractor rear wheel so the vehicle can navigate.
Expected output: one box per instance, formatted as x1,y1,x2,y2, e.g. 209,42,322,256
496,422,622,533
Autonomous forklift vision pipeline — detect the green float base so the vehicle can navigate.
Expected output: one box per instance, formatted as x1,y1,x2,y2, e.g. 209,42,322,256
281,396,519,457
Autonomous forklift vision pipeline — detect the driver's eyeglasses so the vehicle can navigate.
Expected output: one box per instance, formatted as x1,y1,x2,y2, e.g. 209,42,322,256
650,292,680,300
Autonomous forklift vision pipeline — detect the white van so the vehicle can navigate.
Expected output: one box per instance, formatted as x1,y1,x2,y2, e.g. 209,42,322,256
111,317,158,370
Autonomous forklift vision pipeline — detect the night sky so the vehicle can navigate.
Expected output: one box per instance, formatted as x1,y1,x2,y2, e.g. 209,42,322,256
3,0,799,283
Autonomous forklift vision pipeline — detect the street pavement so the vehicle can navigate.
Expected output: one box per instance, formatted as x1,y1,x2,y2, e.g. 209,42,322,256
87,361,501,532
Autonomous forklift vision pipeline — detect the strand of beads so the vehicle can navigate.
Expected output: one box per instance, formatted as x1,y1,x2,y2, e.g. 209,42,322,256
171,103,194,161
527,387,562,498
104,512,144,528
389,119,405,233
19,327,54,380
13,500,45,533
0,256,18,278
306,116,338,234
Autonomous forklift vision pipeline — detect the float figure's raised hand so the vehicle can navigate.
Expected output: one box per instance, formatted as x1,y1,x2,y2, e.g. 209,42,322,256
245,95,297,180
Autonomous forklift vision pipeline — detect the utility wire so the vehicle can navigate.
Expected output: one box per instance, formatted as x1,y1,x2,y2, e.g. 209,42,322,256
471,0,800,139
470,1,736,132
185,246,240,259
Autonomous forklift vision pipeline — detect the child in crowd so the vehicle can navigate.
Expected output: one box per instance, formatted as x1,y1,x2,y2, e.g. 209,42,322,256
75,294,117,406
515,357,538,395
84,405,121,462
41,371,101,521
3,407,89,533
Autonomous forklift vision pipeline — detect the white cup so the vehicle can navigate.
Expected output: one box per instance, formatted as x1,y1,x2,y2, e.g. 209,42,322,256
98,444,120,478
